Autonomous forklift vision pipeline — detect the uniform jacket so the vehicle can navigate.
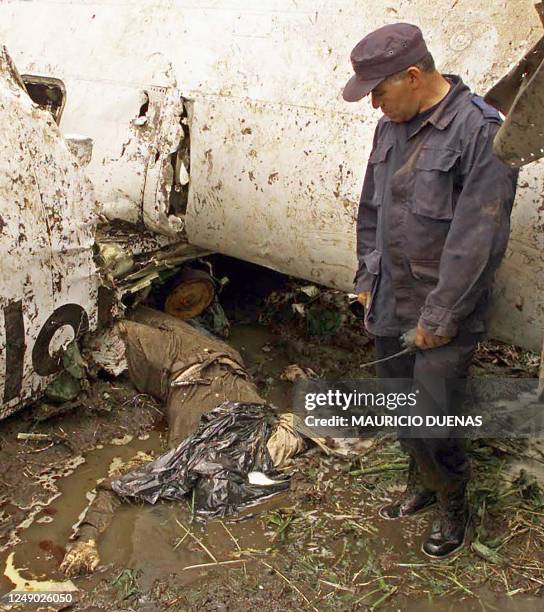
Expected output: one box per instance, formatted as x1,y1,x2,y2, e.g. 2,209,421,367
354,75,518,337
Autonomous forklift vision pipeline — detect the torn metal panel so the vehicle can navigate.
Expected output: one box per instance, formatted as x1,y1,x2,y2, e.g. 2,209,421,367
119,242,212,295
485,36,544,167
95,222,210,296
0,46,99,419
485,36,544,116
142,88,188,237
87,84,188,237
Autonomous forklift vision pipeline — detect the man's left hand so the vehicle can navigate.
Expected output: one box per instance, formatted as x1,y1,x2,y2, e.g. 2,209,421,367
415,324,452,350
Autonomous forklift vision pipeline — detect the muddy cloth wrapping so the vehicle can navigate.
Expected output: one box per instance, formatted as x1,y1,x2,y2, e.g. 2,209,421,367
118,307,263,445
111,401,289,518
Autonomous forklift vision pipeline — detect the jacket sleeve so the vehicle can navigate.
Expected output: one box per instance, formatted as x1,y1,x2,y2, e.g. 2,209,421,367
418,121,518,336
354,127,379,293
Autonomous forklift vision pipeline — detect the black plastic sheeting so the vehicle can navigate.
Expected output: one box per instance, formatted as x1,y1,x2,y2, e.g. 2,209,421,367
111,402,290,519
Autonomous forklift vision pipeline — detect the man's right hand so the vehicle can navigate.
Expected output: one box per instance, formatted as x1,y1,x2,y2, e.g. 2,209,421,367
357,291,372,309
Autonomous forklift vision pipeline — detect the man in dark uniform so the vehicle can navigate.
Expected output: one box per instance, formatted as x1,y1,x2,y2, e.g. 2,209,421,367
343,23,518,557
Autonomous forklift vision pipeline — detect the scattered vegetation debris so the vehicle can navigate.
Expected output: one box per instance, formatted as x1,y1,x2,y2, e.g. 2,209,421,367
17,433,52,442
474,341,540,377
111,568,141,601
280,364,318,382
45,370,82,403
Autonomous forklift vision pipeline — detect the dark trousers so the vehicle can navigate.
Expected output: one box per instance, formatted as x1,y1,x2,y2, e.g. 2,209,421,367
375,332,481,494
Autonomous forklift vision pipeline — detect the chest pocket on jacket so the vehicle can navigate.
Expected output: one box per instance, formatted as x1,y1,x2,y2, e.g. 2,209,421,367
413,146,460,220
369,141,393,207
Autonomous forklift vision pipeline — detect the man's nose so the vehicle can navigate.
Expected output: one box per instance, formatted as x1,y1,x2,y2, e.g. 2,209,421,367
370,93,380,109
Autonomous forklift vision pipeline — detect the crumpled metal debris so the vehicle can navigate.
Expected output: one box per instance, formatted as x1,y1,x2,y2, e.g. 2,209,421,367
97,224,210,288
86,326,128,377
484,3,544,167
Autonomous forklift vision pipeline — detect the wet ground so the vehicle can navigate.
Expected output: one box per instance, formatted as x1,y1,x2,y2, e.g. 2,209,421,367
0,274,543,610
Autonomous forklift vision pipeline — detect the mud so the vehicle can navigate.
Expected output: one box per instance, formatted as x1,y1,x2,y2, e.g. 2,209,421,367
0,294,543,609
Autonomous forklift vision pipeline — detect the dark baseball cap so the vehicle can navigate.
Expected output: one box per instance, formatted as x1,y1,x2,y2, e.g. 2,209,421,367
343,23,429,102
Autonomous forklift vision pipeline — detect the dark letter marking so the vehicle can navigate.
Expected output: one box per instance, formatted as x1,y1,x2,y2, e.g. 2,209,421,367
32,304,89,376
3,300,26,403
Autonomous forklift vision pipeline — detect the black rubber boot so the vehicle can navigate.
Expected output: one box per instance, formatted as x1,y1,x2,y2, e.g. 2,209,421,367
379,460,436,520
422,485,469,558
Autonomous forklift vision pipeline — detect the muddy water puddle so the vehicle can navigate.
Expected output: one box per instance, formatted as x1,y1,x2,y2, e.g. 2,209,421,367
98,493,289,592
0,434,165,594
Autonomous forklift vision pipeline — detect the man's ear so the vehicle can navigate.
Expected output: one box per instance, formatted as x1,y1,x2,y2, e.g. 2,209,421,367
406,66,423,89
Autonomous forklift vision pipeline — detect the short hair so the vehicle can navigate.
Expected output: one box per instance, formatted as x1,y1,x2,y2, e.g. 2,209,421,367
384,52,437,83
415,52,436,73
